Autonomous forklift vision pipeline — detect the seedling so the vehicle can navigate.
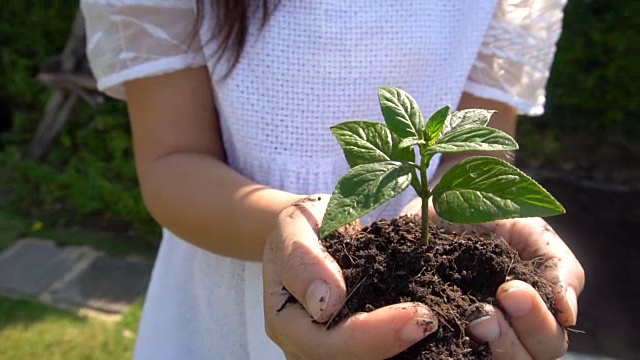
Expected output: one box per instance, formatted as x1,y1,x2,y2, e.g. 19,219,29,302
319,87,565,245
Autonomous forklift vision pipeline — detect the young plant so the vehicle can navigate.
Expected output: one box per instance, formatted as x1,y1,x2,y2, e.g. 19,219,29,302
319,87,565,245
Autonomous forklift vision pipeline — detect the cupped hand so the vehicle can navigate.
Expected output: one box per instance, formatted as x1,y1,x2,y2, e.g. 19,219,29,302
263,195,438,360
403,197,585,359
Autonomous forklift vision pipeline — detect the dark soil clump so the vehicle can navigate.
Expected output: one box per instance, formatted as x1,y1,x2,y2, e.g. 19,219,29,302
320,215,556,359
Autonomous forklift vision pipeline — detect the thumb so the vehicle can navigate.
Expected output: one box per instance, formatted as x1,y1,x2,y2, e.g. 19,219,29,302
271,195,347,322
273,301,438,360
327,303,438,359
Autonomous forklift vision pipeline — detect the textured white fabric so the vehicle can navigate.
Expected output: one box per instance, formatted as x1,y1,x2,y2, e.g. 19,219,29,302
81,0,205,99
465,0,568,115
81,1,567,359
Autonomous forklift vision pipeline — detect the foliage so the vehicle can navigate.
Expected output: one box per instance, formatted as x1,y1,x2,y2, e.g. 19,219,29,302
0,0,158,241
539,0,639,138
0,210,157,257
0,0,77,106
320,88,564,245
0,101,159,240
0,295,142,360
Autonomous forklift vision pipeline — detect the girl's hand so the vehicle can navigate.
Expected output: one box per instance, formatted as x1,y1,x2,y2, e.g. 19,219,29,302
402,197,585,359
263,195,438,360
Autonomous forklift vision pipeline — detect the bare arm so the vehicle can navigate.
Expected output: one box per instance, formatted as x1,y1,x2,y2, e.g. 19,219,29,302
430,92,518,186
124,67,304,261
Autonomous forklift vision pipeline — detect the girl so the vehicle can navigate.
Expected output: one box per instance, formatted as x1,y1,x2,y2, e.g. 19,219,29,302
81,0,584,358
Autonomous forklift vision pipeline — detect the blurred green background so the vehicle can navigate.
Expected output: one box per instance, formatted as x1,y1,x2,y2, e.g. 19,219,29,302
0,1,158,248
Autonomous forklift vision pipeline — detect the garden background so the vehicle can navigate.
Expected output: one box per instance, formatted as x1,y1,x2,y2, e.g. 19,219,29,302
0,0,638,359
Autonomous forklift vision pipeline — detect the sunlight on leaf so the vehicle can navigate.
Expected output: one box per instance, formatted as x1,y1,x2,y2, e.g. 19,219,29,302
432,157,565,223
320,161,413,238
378,87,425,139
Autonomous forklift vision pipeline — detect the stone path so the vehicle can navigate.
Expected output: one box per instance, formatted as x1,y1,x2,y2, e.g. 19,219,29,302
0,237,152,317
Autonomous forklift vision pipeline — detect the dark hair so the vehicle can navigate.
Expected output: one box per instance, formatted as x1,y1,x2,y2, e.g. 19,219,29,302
195,0,280,77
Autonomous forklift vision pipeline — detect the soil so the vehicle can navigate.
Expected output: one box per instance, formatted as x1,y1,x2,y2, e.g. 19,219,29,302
319,215,557,360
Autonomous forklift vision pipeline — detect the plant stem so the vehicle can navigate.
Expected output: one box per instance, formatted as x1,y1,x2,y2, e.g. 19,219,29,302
419,159,430,246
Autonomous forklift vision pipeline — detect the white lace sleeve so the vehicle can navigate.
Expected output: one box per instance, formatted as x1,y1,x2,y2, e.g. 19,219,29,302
81,0,206,100
464,0,567,116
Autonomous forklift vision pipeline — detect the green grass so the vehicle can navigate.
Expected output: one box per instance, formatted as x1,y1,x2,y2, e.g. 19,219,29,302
0,188,151,360
0,206,150,360
0,210,156,258
0,296,142,360
0,212,25,251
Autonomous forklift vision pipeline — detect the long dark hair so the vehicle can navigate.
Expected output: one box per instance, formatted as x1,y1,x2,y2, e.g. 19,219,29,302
195,0,280,76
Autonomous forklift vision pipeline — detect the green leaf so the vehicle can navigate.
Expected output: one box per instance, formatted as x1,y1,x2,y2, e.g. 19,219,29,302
331,121,414,167
319,161,414,238
397,137,425,150
378,87,425,139
427,127,518,155
441,109,495,136
424,105,450,145
432,156,565,223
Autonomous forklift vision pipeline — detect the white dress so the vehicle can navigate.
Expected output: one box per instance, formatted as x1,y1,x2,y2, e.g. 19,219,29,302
81,0,566,359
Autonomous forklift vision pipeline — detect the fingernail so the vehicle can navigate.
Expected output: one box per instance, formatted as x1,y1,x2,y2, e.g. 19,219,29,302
566,286,578,325
500,287,533,318
400,307,438,343
468,316,500,343
306,280,331,320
